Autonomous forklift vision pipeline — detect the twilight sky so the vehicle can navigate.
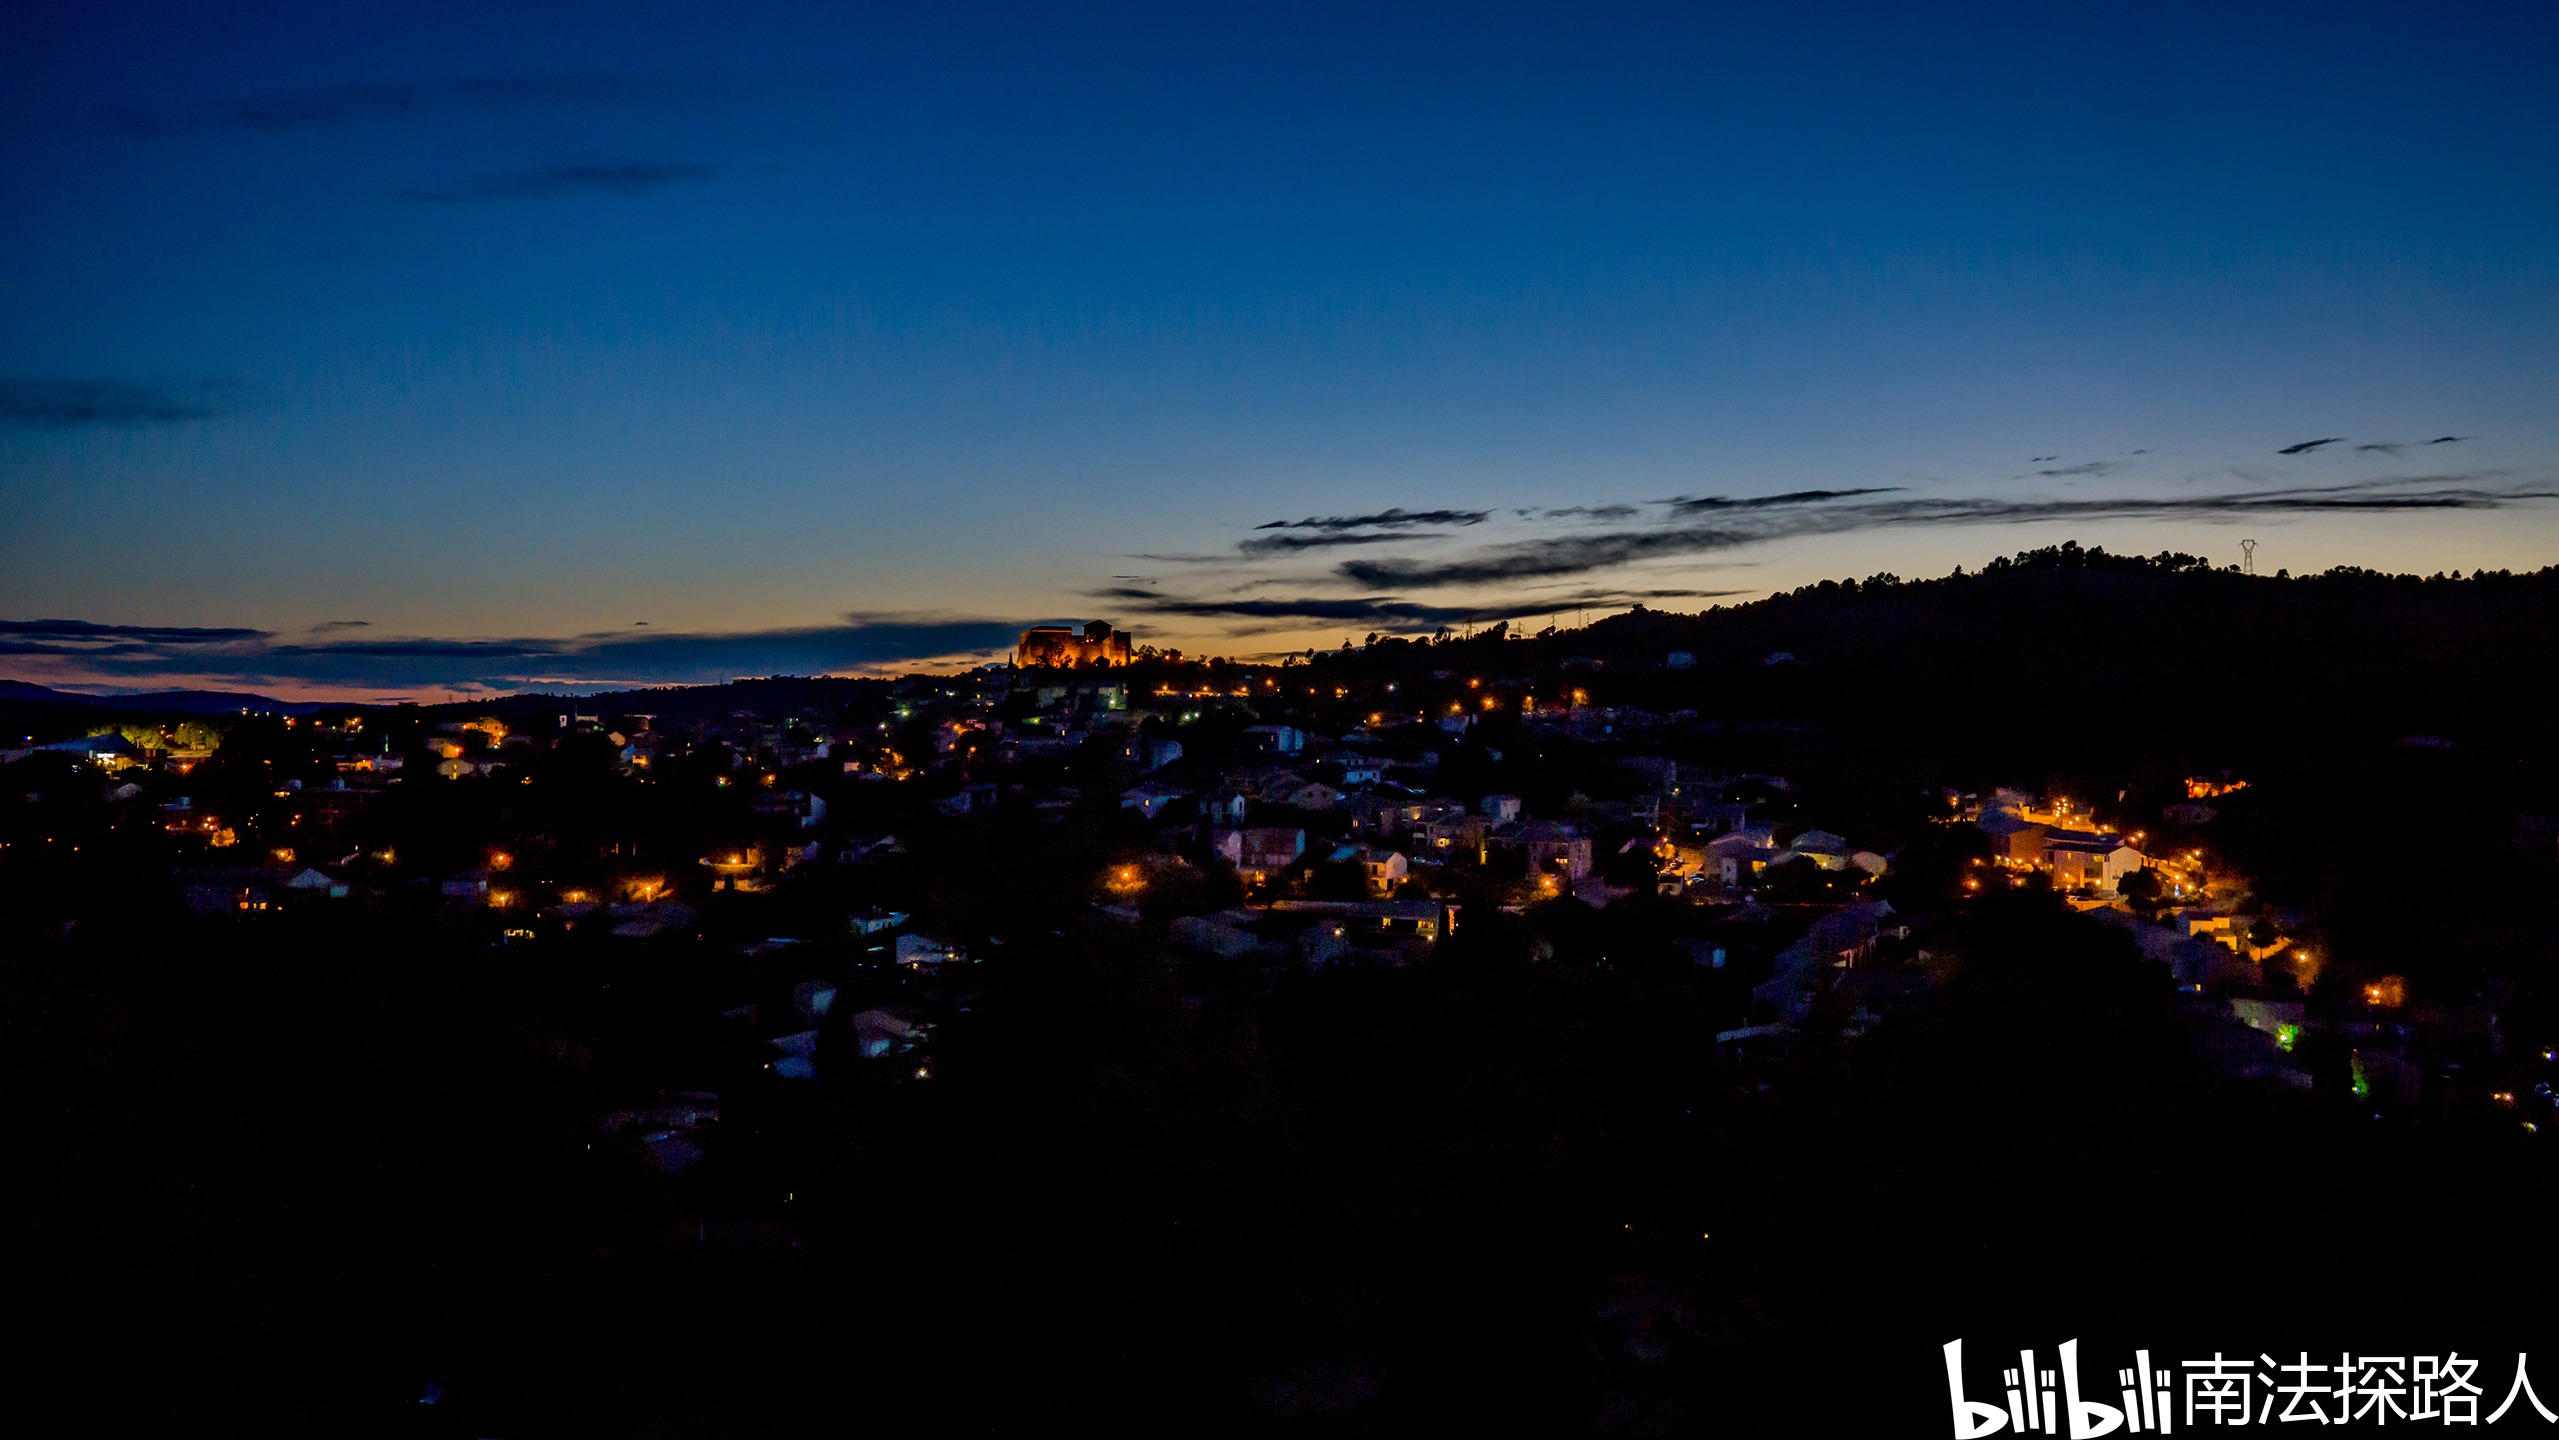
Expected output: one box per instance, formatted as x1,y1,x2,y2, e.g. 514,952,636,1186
5,1,2556,699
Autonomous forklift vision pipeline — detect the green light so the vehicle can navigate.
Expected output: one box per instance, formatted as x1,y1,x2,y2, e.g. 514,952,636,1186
2275,1024,2299,1052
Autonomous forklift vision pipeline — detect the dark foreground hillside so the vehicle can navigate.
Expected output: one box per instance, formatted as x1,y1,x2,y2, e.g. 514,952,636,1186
13,891,2555,1435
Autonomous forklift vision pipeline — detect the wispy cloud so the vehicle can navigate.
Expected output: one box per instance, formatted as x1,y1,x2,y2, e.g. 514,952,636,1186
2278,437,2345,455
2355,436,2469,456
2031,461,2123,478
0,378,247,428
1086,585,1746,634
1236,530,1446,556
1660,488,1902,516
1254,507,1492,532
1534,503,1643,522
0,613,1023,696
1338,476,2553,589
402,160,716,202
109,74,681,137
0,619,271,644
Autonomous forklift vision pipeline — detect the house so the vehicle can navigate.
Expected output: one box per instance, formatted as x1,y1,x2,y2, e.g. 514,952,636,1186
1242,826,1308,872
1789,830,1852,872
1703,832,1780,887
894,933,970,969
2039,829,2146,893
1268,897,1459,944
1345,797,1408,837
1752,901,1899,1023
177,865,294,916
1323,752,1386,787
753,790,827,829
1355,846,1409,895
1241,724,1307,755
849,907,911,935
768,1030,821,1080
1201,790,1251,825
1171,910,1265,958
1480,793,1524,823
1231,767,1304,800
792,980,838,1022
1276,781,1344,811
1688,801,1754,837
1666,651,1695,669
838,833,901,864
608,900,698,939
1491,820,1593,881
1417,812,1493,861
1237,827,1307,882
851,1006,932,1059
282,866,350,899
597,1092,720,1173
1105,731,1176,769
1977,809,2048,862
1379,797,1464,837
1120,783,1188,819
34,732,143,768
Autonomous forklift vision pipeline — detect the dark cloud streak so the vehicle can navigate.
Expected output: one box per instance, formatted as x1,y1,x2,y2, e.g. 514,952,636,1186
1235,531,1443,556
1661,488,1902,516
0,378,247,428
1340,477,2552,589
0,619,271,643
1088,585,1748,634
0,614,1021,693
1253,507,1491,532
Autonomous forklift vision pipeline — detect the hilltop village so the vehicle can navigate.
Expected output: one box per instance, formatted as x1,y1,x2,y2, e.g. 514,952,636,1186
8,550,2558,1430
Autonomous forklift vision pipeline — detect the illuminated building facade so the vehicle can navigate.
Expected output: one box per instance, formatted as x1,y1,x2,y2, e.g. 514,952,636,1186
1016,620,1133,669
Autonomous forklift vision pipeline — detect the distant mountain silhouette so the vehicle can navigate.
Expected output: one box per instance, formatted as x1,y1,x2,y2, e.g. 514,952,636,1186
0,679,351,716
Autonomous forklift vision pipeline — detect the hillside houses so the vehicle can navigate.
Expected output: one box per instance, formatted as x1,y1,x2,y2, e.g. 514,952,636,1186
1976,790,2151,895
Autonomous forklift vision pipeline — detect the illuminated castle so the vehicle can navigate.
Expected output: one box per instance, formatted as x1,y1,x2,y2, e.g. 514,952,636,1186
1016,620,1133,669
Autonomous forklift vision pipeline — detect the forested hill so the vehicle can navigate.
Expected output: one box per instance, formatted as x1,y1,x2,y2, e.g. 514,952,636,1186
1334,544,2559,769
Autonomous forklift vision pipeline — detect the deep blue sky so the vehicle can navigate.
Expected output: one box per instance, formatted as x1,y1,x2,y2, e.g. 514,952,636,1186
5,2,2555,697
